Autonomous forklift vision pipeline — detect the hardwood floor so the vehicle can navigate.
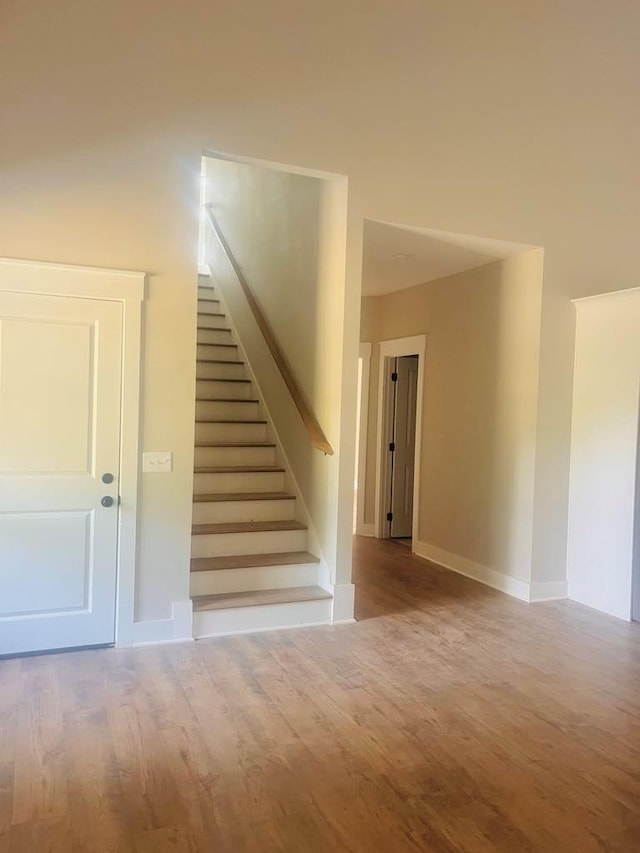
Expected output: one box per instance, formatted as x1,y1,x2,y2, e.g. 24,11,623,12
2,536,640,851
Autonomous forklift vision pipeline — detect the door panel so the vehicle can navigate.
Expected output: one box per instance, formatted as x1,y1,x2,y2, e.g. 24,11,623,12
0,511,92,615
390,355,418,538
0,319,94,472
0,292,122,655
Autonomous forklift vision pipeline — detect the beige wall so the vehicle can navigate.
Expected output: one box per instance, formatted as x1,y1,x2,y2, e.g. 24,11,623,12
203,158,348,578
2,0,639,621
361,252,543,585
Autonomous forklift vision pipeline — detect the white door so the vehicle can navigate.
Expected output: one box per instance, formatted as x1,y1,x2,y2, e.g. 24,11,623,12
390,355,418,538
0,291,122,655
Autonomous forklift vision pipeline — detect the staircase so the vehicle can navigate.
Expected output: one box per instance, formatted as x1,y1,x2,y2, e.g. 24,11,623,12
190,275,333,638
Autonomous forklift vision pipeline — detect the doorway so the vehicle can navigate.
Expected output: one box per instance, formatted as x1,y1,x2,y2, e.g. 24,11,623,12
375,335,426,548
388,355,418,542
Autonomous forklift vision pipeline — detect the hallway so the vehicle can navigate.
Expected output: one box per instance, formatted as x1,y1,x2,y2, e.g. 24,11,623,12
1,538,639,851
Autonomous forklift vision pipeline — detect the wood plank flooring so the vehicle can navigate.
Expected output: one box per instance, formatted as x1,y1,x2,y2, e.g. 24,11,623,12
1,535,639,851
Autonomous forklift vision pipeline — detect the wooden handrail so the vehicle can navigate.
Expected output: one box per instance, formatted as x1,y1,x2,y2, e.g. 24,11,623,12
205,205,334,456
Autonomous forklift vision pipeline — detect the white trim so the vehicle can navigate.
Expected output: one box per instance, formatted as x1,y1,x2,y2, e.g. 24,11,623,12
202,148,348,183
572,284,640,304
0,257,145,298
374,335,427,543
0,256,144,648
529,581,568,602
355,342,372,536
414,540,568,603
414,540,530,601
357,523,375,537
131,600,194,646
331,582,356,623
132,637,194,647
115,297,143,646
194,620,331,640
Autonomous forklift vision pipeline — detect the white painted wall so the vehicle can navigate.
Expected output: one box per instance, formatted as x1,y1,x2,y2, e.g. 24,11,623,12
567,288,640,620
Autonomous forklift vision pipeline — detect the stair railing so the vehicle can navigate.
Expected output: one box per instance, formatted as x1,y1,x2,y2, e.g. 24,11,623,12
205,204,334,456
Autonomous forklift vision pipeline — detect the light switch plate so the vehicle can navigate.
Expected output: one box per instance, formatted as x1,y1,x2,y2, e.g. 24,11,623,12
142,451,173,473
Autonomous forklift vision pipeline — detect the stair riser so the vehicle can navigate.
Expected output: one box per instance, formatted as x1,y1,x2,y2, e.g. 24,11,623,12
197,299,222,314
193,599,332,639
191,528,306,558
196,344,239,361
197,328,235,346
197,313,228,330
190,564,318,597
195,380,252,401
193,471,285,494
196,362,245,380
195,400,260,420
194,446,276,468
191,498,295,524
194,422,267,443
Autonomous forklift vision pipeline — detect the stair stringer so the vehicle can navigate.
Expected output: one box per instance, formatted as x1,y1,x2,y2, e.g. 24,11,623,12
201,273,333,598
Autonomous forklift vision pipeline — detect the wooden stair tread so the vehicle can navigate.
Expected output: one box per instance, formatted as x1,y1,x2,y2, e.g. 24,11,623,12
192,491,295,503
194,441,276,448
196,358,244,365
198,326,232,332
197,343,237,349
196,378,251,384
191,551,320,572
192,520,307,535
195,419,267,424
197,311,225,317
196,398,259,403
192,585,331,612
194,465,285,473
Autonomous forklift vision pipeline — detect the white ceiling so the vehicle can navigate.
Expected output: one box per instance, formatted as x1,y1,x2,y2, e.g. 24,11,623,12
362,219,534,296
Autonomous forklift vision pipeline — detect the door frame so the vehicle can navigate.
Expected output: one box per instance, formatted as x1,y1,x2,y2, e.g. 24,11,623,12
0,257,144,647
355,342,372,536
374,335,426,544
631,401,640,621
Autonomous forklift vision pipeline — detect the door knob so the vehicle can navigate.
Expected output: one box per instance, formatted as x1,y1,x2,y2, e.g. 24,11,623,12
102,472,114,484
101,496,114,508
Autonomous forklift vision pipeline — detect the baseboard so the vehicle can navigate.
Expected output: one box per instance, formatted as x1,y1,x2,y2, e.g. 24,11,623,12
413,540,531,602
529,580,568,602
194,619,330,640
130,600,194,647
356,523,375,537
332,583,355,623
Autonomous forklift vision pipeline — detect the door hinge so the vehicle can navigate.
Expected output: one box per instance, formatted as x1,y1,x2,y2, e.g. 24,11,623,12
387,511,393,522
389,442,395,452
391,371,398,382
